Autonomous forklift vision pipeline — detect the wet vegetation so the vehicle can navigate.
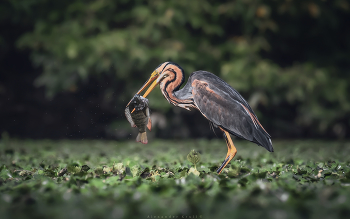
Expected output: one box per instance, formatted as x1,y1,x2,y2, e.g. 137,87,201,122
1,139,350,218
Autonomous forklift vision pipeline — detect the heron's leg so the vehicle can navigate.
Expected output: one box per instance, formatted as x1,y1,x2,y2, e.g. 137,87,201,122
217,128,237,174
222,132,231,160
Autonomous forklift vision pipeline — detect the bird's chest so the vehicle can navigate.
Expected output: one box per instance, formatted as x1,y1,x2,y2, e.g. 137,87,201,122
161,89,194,111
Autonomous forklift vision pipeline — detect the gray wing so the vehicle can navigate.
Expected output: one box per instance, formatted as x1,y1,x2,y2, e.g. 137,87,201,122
192,79,254,141
190,71,273,152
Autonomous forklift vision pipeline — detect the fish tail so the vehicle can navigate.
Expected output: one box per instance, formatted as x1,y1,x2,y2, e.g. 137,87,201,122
147,117,152,131
136,132,148,144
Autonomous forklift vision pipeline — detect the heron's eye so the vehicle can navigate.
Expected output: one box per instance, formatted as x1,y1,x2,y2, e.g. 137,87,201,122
158,73,168,83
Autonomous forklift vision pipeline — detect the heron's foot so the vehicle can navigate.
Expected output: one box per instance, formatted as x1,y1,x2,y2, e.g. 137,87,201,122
216,155,231,174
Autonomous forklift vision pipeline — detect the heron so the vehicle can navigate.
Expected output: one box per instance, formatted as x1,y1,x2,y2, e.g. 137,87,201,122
134,61,273,174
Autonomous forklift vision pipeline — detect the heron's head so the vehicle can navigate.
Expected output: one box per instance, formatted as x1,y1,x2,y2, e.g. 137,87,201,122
136,62,184,98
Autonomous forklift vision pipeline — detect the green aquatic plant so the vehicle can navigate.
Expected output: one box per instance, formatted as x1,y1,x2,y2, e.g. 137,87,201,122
1,139,350,218
187,149,201,176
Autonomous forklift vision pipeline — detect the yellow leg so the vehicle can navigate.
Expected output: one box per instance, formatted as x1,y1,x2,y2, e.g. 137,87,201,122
217,128,237,174
223,132,231,160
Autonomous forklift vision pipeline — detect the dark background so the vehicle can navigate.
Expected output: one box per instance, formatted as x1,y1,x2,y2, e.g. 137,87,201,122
0,0,349,140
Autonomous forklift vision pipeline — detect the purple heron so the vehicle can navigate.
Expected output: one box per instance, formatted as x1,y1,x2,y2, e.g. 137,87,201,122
135,62,273,174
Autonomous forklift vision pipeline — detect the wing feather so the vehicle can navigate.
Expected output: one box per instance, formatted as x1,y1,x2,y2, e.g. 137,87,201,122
190,71,273,152
192,80,254,141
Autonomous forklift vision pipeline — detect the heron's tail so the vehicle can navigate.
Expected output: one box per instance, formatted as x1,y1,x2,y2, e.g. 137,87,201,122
136,132,148,144
253,128,273,152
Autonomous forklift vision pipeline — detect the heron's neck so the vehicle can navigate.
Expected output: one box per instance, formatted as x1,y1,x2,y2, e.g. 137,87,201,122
162,78,193,109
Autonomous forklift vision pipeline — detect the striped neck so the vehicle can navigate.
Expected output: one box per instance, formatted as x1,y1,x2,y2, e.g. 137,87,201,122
157,62,193,109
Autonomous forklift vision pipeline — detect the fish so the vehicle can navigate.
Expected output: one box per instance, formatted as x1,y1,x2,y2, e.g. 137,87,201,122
125,94,152,144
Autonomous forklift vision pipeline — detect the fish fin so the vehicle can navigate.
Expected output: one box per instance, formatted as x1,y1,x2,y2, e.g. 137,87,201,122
147,117,152,131
136,133,141,142
125,107,136,127
136,132,148,144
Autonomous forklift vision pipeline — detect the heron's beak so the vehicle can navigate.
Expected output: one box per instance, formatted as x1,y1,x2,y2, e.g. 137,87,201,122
136,70,160,98
127,71,159,112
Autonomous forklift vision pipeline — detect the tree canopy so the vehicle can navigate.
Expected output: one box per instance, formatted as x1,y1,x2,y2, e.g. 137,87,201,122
1,0,350,138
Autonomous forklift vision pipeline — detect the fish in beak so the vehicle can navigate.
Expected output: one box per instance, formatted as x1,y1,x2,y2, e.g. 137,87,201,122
126,70,160,112
125,94,152,144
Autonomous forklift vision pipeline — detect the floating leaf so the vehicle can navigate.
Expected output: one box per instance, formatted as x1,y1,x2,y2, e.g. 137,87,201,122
81,165,90,172
0,166,12,180
67,163,81,174
188,167,200,176
130,165,140,177
112,163,125,174
94,167,104,175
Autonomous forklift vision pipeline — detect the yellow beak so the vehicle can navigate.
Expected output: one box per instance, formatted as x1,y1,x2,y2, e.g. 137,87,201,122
127,70,159,112
136,70,160,98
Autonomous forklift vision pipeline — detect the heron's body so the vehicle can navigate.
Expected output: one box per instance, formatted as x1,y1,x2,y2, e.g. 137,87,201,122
134,62,273,174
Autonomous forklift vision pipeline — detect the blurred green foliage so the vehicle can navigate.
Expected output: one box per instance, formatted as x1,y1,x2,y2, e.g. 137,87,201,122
3,0,350,137
1,139,350,218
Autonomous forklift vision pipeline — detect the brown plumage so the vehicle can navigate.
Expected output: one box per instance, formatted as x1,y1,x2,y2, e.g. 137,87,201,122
125,94,152,144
